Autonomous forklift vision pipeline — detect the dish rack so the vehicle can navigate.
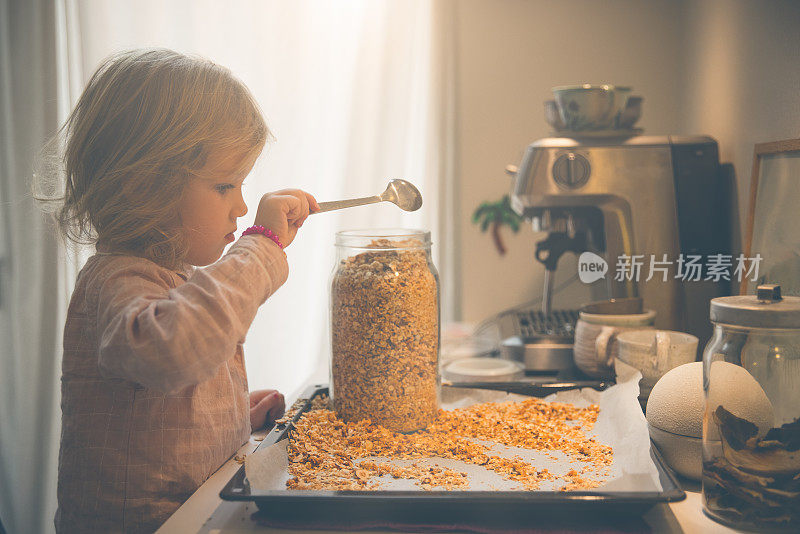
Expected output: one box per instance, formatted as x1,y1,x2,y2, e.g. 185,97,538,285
511,309,579,337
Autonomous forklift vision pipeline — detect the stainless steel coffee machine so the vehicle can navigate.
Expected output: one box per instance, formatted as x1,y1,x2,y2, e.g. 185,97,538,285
499,135,731,371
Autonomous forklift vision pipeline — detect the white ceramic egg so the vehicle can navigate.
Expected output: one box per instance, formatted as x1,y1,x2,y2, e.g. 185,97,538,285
647,425,704,480
646,362,705,480
647,362,705,438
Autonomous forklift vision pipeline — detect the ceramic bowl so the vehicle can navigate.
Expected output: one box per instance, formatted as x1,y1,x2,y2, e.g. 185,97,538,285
552,84,631,131
581,297,643,315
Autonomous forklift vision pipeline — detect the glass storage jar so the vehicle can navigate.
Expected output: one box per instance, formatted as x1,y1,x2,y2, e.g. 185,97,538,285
703,285,800,530
330,229,440,433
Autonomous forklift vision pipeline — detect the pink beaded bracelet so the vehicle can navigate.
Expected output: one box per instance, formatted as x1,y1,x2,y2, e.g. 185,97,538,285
241,225,284,249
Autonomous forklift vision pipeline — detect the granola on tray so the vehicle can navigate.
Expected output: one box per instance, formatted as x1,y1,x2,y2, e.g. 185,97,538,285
286,396,612,492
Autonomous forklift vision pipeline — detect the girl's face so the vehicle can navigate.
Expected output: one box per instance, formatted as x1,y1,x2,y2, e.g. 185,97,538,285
178,150,258,266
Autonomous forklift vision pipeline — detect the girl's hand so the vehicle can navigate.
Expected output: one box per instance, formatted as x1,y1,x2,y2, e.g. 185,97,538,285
249,389,285,430
254,189,319,248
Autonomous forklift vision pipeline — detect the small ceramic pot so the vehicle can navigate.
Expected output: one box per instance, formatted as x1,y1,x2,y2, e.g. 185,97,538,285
616,330,698,401
573,299,655,378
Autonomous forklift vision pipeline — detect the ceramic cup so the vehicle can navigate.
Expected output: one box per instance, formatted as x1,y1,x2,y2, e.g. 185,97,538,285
552,84,631,131
617,330,698,401
573,298,656,378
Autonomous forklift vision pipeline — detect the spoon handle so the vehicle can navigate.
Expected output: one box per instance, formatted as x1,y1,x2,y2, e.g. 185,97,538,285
314,195,382,213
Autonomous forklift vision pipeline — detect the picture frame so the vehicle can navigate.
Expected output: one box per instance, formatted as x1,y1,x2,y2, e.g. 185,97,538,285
742,138,800,295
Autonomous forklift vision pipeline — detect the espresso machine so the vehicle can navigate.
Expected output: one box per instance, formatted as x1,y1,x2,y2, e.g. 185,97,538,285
498,135,731,372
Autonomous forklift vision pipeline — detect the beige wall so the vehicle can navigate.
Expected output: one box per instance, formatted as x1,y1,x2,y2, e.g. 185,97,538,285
454,0,688,322
681,0,800,253
454,0,800,323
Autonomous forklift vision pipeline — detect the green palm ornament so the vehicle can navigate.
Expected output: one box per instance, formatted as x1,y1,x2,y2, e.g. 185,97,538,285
471,195,522,255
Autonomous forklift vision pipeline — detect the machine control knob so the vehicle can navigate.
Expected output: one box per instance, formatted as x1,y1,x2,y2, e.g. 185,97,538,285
552,152,590,189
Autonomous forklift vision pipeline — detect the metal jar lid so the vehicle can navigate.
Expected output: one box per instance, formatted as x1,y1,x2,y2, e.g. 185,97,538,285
710,285,800,329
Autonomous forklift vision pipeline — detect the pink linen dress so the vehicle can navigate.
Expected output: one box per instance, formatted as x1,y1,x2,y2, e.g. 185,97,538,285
55,235,287,533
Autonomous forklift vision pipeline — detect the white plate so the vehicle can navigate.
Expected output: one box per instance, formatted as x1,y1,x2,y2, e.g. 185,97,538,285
443,357,524,382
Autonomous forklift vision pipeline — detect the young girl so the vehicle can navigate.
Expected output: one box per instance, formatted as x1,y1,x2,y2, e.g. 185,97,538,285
48,48,318,533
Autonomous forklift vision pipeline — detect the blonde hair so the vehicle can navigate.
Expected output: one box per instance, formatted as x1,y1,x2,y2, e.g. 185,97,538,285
38,48,269,270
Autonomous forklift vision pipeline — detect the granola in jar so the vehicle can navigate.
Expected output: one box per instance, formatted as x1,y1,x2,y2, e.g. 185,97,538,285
330,230,439,433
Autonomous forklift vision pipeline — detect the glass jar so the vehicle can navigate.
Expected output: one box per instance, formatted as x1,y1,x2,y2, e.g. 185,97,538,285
329,229,440,433
702,285,800,530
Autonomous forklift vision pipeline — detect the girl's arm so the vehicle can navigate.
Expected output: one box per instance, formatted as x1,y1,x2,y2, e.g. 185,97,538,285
95,236,288,393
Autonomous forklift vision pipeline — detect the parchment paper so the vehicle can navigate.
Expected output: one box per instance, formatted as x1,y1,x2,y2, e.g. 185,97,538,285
246,362,661,493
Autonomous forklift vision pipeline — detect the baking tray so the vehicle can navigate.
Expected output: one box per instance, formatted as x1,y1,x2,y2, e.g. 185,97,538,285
220,384,685,521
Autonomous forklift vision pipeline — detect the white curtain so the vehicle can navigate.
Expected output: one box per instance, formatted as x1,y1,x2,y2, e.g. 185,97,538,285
1,1,454,532
0,1,81,532
72,0,450,397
